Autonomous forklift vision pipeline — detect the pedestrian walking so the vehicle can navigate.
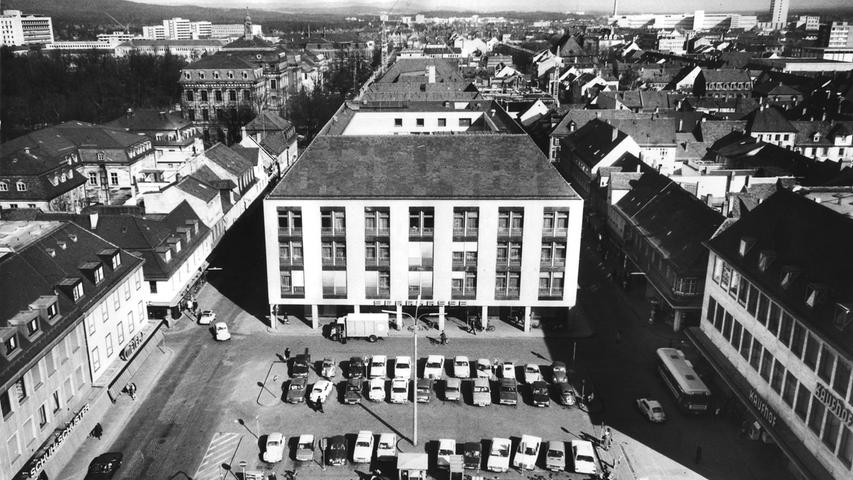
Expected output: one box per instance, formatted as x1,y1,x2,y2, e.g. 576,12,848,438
128,382,137,400
91,423,103,440
694,445,702,464
439,331,447,345
284,347,291,361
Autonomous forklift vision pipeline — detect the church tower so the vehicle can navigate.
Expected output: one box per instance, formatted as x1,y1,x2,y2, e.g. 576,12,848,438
244,7,253,40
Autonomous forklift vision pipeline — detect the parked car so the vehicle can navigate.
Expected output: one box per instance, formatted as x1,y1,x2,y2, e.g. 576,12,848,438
295,434,315,462
437,438,456,469
424,355,445,379
263,433,285,463
286,377,307,403
472,378,491,406
486,437,512,472
368,378,385,402
369,355,387,378
84,452,123,480
327,435,347,466
390,378,409,403
636,397,667,423
512,435,542,470
444,377,461,402
394,355,412,379
498,378,518,406
353,431,374,463
501,361,516,380
292,353,311,377
531,381,550,407
321,358,336,378
344,378,362,404
570,440,597,475
551,361,568,384
556,382,577,407
463,442,482,470
214,322,231,341
523,364,541,384
476,358,492,379
377,432,398,459
198,310,216,325
309,379,334,404
349,356,365,379
416,378,433,403
545,441,566,471
453,356,470,378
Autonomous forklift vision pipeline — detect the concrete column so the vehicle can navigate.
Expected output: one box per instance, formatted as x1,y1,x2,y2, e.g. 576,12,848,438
523,306,532,333
438,305,446,331
396,304,403,330
354,304,361,314
673,310,683,332
269,304,276,329
311,304,319,330
481,306,489,330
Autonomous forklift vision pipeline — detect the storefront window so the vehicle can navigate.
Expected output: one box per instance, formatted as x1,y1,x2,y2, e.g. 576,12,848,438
804,333,820,370
782,372,797,407
795,384,811,421
838,427,853,468
822,413,841,451
808,400,826,435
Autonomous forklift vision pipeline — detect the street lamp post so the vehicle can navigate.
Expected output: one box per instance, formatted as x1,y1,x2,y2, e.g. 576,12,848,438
413,294,421,446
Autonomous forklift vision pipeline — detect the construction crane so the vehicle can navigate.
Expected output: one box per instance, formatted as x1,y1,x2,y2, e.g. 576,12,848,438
103,12,130,34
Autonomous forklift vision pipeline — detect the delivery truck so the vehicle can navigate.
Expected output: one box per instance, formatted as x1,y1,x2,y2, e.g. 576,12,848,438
329,313,389,343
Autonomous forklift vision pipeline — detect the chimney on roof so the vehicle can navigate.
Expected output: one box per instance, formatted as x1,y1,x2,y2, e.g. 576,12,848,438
678,119,683,131
126,107,132,119
822,112,827,121
89,212,99,229
569,120,576,132
611,126,619,142
427,65,436,84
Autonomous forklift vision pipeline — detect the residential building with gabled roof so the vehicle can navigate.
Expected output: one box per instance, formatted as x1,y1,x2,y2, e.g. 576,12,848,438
0,141,88,213
745,105,798,149
792,121,853,169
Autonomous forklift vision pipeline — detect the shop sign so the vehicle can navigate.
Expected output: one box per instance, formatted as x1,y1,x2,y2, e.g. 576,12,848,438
815,383,853,428
22,403,90,478
119,332,145,361
748,388,777,428
370,300,467,307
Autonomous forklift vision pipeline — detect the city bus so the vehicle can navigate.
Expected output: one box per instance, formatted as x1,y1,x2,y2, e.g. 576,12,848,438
656,348,711,413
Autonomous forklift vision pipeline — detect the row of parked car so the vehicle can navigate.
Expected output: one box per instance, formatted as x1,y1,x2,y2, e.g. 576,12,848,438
261,431,598,475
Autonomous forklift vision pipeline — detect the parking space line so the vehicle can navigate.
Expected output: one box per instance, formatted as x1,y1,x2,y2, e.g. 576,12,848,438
193,432,243,480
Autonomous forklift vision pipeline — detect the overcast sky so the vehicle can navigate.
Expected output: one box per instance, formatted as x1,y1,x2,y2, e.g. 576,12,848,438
132,0,847,14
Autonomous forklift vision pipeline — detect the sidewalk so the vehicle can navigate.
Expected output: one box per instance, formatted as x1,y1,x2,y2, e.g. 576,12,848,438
59,342,176,480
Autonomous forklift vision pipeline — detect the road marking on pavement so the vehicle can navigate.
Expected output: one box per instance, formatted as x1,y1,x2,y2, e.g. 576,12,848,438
193,432,243,480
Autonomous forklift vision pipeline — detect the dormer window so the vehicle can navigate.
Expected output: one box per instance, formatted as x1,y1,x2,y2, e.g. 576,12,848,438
94,265,104,284
97,152,105,161
199,72,205,79
5,335,17,355
781,267,800,289
806,284,826,307
738,237,756,257
47,302,57,318
174,240,182,252
214,71,220,79
813,132,821,142
242,72,248,79
228,71,234,79
834,303,853,332
27,318,39,335
72,282,84,301
111,252,121,269
184,72,190,79
0,182,7,191
758,250,775,272
16,181,26,191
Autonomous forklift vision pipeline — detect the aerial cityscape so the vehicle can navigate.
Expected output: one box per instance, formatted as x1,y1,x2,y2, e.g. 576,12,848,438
0,0,852,479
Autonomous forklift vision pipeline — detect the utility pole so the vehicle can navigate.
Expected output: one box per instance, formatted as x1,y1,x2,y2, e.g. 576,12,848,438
413,294,421,446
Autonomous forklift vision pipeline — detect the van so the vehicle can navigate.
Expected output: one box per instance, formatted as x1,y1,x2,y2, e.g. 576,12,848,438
570,440,597,475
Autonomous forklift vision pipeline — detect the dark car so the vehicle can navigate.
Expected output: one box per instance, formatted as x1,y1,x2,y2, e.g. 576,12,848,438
349,356,365,379
292,353,311,377
344,378,362,404
557,382,577,407
463,442,482,470
531,380,550,407
327,435,347,466
84,452,123,480
499,378,518,406
286,377,307,403
416,378,433,403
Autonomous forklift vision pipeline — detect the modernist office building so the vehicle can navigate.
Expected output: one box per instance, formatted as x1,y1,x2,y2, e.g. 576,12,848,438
263,100,583,332
687,190,853,480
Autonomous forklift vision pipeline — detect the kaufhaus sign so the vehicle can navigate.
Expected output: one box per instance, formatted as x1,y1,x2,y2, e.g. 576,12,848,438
814,383,853,428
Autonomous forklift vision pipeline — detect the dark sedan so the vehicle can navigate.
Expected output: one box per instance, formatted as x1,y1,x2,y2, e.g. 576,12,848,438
327,435,347,466
531,381,550,407
499,378,518,406
84,452,123,480
463,442,482,470
344,378,362,404
292,354,311,377
349,356,365,379
286,377,307,403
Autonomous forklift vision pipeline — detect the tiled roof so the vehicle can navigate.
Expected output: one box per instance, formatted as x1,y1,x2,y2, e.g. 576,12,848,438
561,118,630,169
698,120,748,143
245,111,293,133
378,58,463,83
204,143,255,176
610,118,677,146
702,68,751,84
174,176,219,202
104,109,192,132
0,221,142,387
181,54,258,71
792,121,853,146
258,130,294,156
269,135,577,200
745,106,797,133
706,189,853,358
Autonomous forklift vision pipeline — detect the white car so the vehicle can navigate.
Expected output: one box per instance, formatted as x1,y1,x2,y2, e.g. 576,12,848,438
453,356,470,378
545,441,566,472
571,440,597,475
214,322,231,341
262,432,285,463
424,355,445,379
636,398,667,423
512,435,542,470
487,437,512,472
377,433,398,459
369,355,387,379
501,361,515,380
476,358,492,379
309,379,334,404
390,378,409,403
295,434,315,462
394,356,412,379
368,377,385,402
198,310,216,325
523,364,541,384
353,431,374,463
437,438,456,469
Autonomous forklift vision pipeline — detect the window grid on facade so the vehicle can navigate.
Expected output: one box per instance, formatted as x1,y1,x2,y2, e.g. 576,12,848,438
497,209,523,237
409,208,434,237
542,209,569,237
453,208,479,238
364,207,390,237
320,208,346,236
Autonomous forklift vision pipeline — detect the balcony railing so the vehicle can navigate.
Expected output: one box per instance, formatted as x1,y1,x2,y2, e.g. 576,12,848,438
408,287,433,299
495,288,520,299
281,286,304,297
540,259,566,268
451,288,477,299
280,257,304,267
321,227,346,236
542,228,569,237
321,257,346,267
452,228,479,237
497,227,524,237
366,288,391,299
322,287,347,298
538,288,564,298
365,258,391,267
452,260,477,269
278,227,302,237
496,258,522,268
365,227,390,237
409,227,434,237
408,258,434,268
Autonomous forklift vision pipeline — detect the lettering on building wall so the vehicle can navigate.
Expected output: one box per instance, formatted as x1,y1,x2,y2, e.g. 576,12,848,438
748,388,778,427
22,403,90,478
371,300,467,307
815,383,853,428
